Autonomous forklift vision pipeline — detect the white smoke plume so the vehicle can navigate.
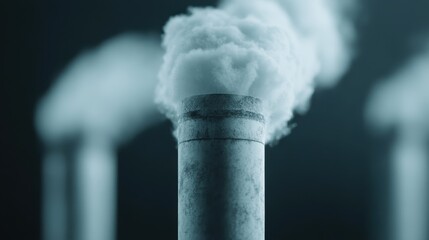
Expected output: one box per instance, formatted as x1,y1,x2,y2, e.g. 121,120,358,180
275,0,357,87
156,0,357,143
36,33,163,145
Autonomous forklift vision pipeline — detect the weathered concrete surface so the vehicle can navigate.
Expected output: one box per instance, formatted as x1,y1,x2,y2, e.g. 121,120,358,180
178,94,265,240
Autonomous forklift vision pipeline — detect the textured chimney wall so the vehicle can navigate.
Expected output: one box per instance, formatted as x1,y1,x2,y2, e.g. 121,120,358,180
177,94,265,240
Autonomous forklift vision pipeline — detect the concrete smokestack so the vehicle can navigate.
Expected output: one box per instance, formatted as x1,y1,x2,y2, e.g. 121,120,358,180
366,40,429,240
42,147,68,240
42,135,116,240
177,94,265,240
36,33,163,240
391,128,428,240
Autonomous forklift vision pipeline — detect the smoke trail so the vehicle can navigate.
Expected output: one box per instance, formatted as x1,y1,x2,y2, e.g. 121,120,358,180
36,33,163,145
156,0,357,143
367,41,429,240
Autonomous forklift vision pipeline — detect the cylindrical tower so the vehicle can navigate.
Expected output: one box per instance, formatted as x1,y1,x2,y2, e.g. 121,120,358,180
177,94,265,240
391,127,428,240
42,135,116,240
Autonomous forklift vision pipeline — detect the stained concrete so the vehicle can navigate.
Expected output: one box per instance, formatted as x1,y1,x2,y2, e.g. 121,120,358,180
178,94,265,240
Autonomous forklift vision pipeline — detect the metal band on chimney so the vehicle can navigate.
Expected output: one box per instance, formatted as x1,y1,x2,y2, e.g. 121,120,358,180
178,94,265,144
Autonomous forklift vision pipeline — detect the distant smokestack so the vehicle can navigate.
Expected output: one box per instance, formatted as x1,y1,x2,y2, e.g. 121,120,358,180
42,146,68,240
366,39,429,240
391,128,428,240
177,94,265,240
42,135,116,240
36,33,163,240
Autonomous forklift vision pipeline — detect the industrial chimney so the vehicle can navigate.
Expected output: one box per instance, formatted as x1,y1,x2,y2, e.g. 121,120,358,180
36,33,163,240
42,134,116,240
177,94,265,240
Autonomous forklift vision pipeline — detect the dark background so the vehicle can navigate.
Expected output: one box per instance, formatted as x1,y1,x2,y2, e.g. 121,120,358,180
2,0,429,239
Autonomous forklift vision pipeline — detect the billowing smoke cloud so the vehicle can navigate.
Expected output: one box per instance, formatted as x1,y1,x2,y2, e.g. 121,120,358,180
275,0,357,87
156,0,357,143
36,33,163,145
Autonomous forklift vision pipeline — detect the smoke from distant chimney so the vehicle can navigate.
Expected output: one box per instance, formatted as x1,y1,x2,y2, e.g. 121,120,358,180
36,33,164,240
367,39,429,240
